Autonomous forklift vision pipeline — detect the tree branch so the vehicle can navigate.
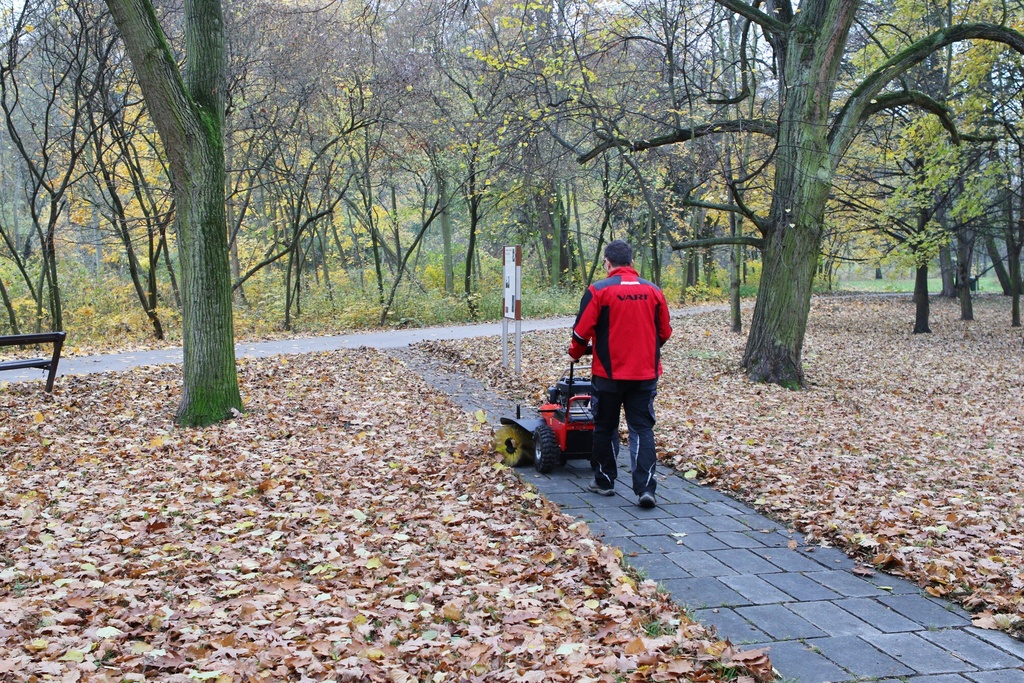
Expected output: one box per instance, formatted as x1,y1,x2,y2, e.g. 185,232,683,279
863,91,961,142
712,0,787,34
672,235,765,250
830,23,1024,158
578,119,777,164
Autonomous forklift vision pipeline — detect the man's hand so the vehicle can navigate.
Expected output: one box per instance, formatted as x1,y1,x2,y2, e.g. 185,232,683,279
567,340,592,360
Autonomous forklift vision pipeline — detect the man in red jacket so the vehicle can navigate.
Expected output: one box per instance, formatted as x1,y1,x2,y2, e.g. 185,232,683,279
568,240,672,508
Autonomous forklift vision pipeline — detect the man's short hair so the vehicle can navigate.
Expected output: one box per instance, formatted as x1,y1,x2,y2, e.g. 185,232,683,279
604,240,633,267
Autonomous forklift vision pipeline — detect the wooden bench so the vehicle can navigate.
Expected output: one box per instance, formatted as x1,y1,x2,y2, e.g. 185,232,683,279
0,332,67,392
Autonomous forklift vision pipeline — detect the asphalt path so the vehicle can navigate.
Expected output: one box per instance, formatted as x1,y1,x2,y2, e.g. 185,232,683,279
3,305,730,383
2,316,574,384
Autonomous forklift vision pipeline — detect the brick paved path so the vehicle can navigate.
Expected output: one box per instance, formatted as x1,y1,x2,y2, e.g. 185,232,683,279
392,344,1024,683
519,460,1024,682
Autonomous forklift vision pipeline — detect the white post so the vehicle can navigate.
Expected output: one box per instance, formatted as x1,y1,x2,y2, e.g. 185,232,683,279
502,246,522,372
502,317,509,366
515,319,521,373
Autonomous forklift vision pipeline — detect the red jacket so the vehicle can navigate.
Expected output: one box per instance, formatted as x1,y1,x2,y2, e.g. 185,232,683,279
568,266,672,380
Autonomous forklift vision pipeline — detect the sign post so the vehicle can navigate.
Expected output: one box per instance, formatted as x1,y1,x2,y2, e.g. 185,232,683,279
502,246,522,372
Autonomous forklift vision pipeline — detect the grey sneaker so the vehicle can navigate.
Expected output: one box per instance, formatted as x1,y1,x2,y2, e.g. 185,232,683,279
588,479,614,496
638,491,656,509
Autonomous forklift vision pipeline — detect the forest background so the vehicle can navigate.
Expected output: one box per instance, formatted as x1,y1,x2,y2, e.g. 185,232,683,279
1,0,1023,355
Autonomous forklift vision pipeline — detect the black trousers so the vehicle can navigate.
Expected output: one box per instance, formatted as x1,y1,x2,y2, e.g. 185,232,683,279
590,376,658,496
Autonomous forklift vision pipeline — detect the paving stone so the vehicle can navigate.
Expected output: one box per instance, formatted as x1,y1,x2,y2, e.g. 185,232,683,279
761,572,843,602
877,594,971,628
869,574,924,595
657,503,706,517
839,597,923,633
634,535,685,553
692,515,751,532
586,520,631,538
706,548,782,575
660,517,712,534
524,476,581,493
630,553,692,582
965,670,1024,683
696,500,750,515
584,505,639,522
720,574,794,605
665,550,735,577
904,676,975,683
692,487,751,507
735,604,828,639
862,632,979,674
694,608,770,645
652,485,705,505
787,600,881,636
808,635,914,678
751,639,847,683
601,536,646,557
711,531,767,549
965,627,1024,660
660,576,747,609
543,492,590,509
679,533,732,551
629,503,675,519
919,629,1024,669
753,531,804,550
751,547,831,572
589,492,631,506
803,570,888,598
803,545,858,570
617,518,674,536
730,514,786,531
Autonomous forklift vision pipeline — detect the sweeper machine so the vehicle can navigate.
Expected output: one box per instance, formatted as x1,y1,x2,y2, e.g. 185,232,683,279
494,362,595,473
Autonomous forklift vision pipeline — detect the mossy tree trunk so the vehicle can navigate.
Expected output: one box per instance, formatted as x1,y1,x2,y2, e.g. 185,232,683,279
105,0,242,426
739,0,852,387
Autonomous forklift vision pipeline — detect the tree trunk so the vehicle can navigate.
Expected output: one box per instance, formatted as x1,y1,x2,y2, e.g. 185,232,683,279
1009,249,1021,327
913,263,930,333
105,0,242,426
551,192,562,286
572,187,585,283
985,236,1012,295
729,211,742,333
42,214,63,331
1008,213,1022,328
0,277,19,334
439,173,454,295
742,212,821,387
741,0,848,387
939,245,956,297
464,169,480,319
956,231,974,321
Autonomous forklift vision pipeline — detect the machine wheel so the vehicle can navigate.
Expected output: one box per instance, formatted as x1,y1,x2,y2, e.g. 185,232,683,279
533,424,560,474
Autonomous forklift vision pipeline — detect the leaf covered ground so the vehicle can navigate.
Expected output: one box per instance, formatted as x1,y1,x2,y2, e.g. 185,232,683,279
421,295,1024,637
0,349,762,682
